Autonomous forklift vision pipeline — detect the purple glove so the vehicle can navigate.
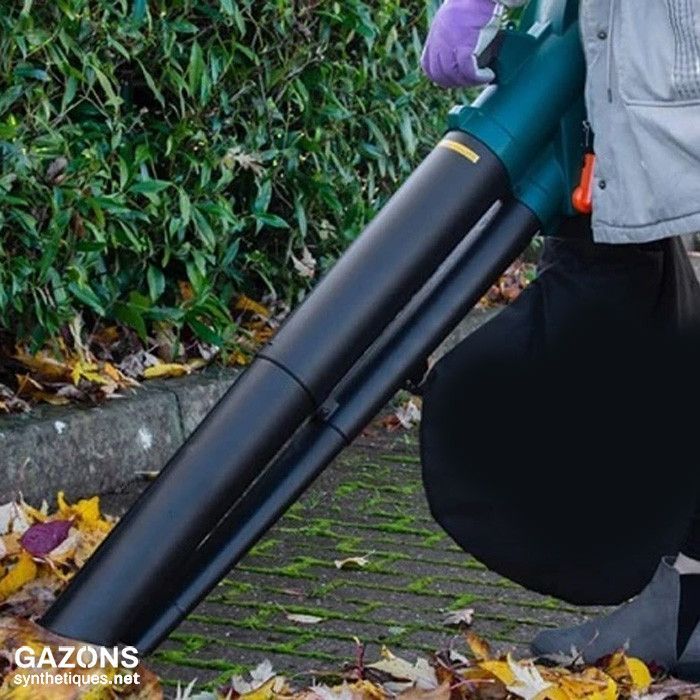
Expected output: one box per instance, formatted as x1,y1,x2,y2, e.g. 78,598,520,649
421,0,527,88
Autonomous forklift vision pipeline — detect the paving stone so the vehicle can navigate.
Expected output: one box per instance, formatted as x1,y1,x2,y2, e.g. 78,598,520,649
132,426,603,692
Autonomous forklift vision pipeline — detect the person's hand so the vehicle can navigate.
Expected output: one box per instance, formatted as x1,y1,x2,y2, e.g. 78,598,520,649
421,0,526,88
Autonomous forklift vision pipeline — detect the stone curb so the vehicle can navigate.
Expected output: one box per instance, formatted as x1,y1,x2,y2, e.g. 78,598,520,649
0,366,241,504
0,309,499,503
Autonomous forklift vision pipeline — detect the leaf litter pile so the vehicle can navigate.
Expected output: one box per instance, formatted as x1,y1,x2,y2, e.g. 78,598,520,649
0,259,535,416
173,635,699,700
0,495,697,698
0,294,281,414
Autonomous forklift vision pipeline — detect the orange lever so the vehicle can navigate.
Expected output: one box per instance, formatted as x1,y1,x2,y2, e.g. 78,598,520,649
572,153,595,214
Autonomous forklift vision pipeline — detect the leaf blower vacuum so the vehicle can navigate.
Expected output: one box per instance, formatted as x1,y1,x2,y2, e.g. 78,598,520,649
42,0,586,653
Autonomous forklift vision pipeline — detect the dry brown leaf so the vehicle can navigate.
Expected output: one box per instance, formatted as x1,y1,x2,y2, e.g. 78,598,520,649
178,280,195,302
13,349,71,382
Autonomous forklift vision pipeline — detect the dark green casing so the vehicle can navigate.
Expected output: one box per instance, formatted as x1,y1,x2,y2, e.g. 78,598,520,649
449,0,586,233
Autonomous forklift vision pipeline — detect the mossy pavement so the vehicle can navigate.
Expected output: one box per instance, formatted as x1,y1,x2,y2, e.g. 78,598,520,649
104,422,604,694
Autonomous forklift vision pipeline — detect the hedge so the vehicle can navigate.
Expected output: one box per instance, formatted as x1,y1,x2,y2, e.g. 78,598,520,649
0,1,464,350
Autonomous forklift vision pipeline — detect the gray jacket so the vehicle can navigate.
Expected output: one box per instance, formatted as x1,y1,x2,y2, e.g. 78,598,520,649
580,0,700,243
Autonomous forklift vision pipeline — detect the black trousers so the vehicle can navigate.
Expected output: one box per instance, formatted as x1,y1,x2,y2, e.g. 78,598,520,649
420,216,700,605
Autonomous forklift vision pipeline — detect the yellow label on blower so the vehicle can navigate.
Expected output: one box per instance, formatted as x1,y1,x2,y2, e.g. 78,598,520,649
438,139,480,164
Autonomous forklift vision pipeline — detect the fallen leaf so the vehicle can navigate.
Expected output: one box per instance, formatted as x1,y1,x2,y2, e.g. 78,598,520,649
229,350,250,366
367,648,438,692
71,360,110,386
143,362,191,379
466,631,493,661
0,553,38,601
397,683,451,700
45,530,81,565
119,350,160,378
230,659,277,695
0,505,14,535
13,349,70,382
236,295,270,318
286,613,324,625
395,399,422,430
239,676,290,700
19,520,72,557
57,492,112,533
334,555,372,570
542,665,616,700
504,656,553,700
601,650,652,693
442,608,474,628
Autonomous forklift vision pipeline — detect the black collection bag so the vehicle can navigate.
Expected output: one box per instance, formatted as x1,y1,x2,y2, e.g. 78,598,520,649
421,224,700,605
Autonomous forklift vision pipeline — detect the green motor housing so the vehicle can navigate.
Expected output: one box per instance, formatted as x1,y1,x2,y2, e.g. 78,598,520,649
450,0,586,233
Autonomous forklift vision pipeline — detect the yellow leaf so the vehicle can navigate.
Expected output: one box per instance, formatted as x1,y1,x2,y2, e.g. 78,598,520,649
236,295,269,317
230,350,250,366
541,666,617,700
346,680,387,700
240,677,289,700
143,363,190,379
0,553,38,601
602,651,651,693
478,660,515,686
19,501,47,523
626,657,652,692
71,360,110,386
467,631,493,661
186,358,208,371
57,492,112,533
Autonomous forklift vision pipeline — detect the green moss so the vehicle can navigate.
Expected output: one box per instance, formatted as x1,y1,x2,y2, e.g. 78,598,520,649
379,454,421,464
248,539,279,556
335,482,365,498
